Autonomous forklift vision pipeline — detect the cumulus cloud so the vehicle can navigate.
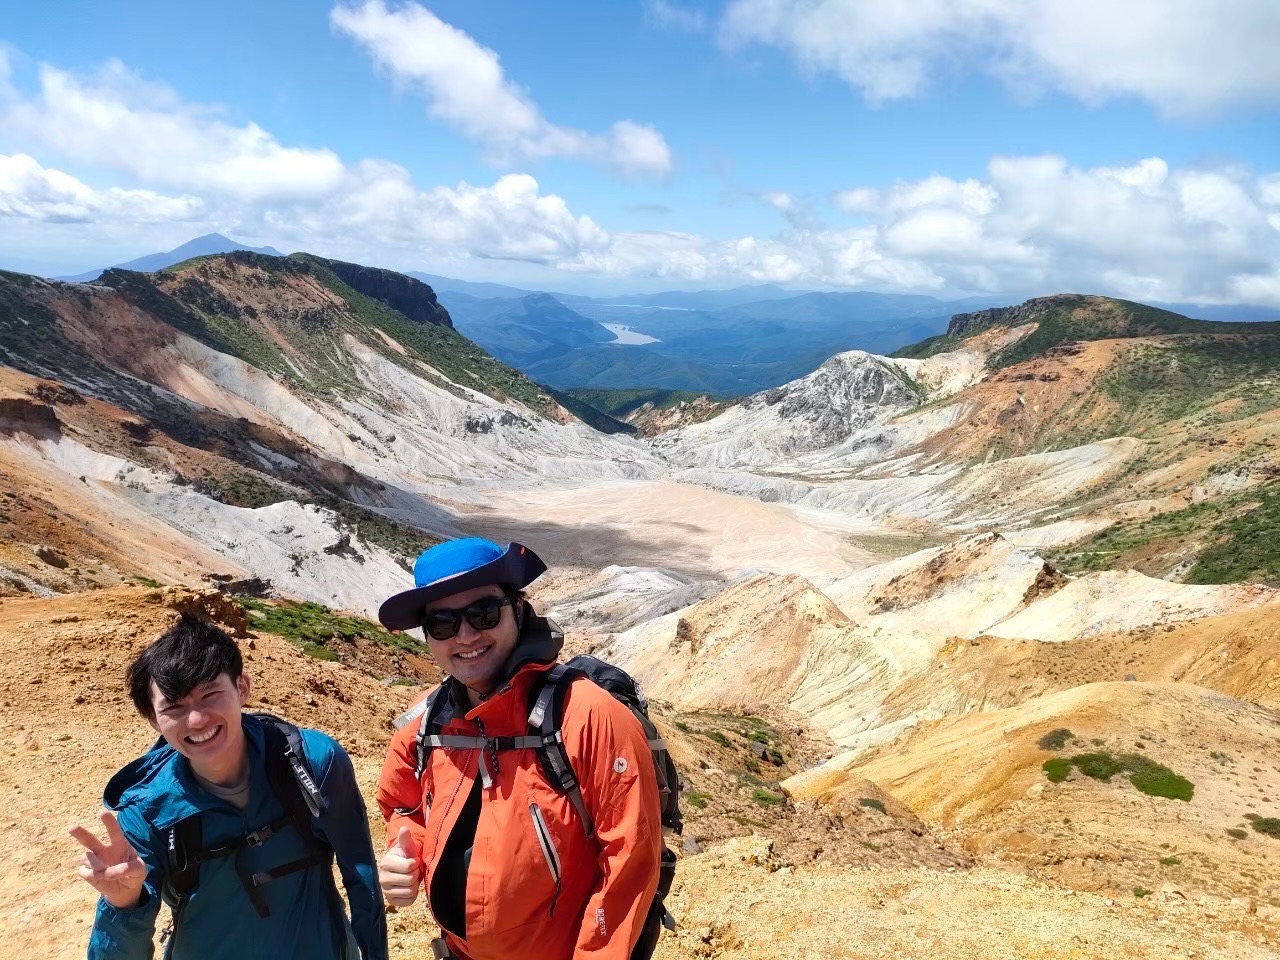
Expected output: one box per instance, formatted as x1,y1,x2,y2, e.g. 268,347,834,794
0,50,1275,304
0,153,203,223
824,156,1280,302
721,0,1280,115
284,168,610,264
4,62,346,203
559,155,1280,304
331,0,673,178
0,53,607,265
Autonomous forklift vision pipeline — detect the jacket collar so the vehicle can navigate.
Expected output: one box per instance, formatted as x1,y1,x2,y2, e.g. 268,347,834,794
104,714,271,831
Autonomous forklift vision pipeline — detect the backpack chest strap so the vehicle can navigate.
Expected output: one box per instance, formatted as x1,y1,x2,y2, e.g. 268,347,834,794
179,814,293,867
421,732,557,787
420,733,548,751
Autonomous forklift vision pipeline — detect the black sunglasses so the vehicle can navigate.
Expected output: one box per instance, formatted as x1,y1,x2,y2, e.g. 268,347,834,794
421,595,513,641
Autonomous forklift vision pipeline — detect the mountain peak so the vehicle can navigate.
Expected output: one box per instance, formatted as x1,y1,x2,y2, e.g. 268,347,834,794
57,233,284,283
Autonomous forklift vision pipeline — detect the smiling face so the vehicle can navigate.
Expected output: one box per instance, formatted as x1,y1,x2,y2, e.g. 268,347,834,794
423,584,522,703
148,672,251,785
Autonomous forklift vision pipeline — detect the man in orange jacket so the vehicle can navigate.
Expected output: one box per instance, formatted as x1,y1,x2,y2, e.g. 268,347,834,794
376,538,662,960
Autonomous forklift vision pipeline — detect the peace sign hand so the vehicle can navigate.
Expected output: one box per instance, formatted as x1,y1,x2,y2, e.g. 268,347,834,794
70,810,147,909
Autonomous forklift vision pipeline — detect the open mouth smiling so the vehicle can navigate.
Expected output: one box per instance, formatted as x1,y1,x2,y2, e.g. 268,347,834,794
185,725,222,745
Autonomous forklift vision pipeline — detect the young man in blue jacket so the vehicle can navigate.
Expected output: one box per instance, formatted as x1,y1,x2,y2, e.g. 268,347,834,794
70,615,387,960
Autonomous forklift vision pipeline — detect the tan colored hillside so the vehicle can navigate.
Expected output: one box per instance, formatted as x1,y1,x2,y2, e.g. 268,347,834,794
789,682,1280,908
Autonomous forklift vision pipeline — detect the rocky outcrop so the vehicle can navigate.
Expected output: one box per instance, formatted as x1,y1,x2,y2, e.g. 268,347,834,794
947,295,1087,337
626,395,726,437
0,395,60,436
658,351,919,467
313,256,452,328
764,352,918,448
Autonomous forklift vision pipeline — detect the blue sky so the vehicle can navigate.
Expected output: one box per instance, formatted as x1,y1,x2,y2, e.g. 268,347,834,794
1,1,1278,301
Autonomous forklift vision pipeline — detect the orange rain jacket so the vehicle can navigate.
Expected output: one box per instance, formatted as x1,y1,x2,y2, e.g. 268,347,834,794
377,612,662,960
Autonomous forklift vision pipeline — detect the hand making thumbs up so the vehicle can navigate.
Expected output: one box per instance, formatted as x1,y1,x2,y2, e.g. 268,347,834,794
69,810,147,910
378,825,422,907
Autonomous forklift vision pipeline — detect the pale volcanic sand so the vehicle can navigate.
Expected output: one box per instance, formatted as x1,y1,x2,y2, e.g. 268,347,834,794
461,480,883,582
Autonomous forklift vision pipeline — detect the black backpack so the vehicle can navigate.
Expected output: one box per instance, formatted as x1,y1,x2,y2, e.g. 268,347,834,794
397,655,681,959
158,713,336,958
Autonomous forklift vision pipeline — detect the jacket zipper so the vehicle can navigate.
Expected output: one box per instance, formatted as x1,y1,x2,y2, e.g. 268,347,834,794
528,803,562,915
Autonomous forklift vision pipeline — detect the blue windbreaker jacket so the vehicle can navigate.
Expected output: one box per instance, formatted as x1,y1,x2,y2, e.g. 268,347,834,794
86,715,387,960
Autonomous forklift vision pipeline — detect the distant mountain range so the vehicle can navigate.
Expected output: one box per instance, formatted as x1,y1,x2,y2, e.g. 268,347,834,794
442,292,616,365
56,233,284,283
43,233,1280,394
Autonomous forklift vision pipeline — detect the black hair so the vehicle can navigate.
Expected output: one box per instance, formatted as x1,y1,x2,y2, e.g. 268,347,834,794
502,584,527,620
127,614,244,719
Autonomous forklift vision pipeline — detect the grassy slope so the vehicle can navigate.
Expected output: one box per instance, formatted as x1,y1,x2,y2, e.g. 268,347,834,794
1,264,448,563
888,296,1280,584
892,295,1280,365
1056,486,1280,584
157,252,559,414
540,386,636,435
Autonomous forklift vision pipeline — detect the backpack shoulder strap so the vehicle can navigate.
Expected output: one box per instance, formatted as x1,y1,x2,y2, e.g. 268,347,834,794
164,815,203,904
527,665,596,838
412,684,458,781
256,714,327,828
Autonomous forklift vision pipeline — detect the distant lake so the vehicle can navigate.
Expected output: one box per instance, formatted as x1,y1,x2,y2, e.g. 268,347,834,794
602,323,661,345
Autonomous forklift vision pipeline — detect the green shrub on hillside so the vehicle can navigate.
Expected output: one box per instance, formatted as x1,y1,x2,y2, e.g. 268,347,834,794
1042,751,1194,801
1245,814,1280,838
565,387,726,418
1186,485,1280,584
1055,483,1280,585
1124,755,1196,801
750,788,784,807
238,596,425,656
858,797,887,814
1042,758,1073,783
991,299,1258,371
1038,728,1075,750
1099,336,1280,426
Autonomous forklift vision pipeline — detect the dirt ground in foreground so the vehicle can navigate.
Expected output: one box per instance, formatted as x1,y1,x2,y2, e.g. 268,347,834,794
3,586,1276,959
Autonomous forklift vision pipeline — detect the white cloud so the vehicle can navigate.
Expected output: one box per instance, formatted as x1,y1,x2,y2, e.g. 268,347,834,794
0,50,1275,305
302,168,611,264
4,61,347,202
607,121,674,181
646,0,708,32
330,0,673,179
558,154,1280,304
721,0,1280,115
823,155,1280,300
5,148,1279,305
0,153,203,223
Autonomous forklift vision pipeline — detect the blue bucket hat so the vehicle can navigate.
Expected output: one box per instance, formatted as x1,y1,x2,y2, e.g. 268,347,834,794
378,538,547,631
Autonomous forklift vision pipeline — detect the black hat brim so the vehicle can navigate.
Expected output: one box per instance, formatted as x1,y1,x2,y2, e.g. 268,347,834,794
378,543,547,631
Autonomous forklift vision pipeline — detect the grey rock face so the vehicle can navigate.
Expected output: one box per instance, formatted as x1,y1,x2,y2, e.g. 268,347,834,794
751,352,918,452
947,295,1088,337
